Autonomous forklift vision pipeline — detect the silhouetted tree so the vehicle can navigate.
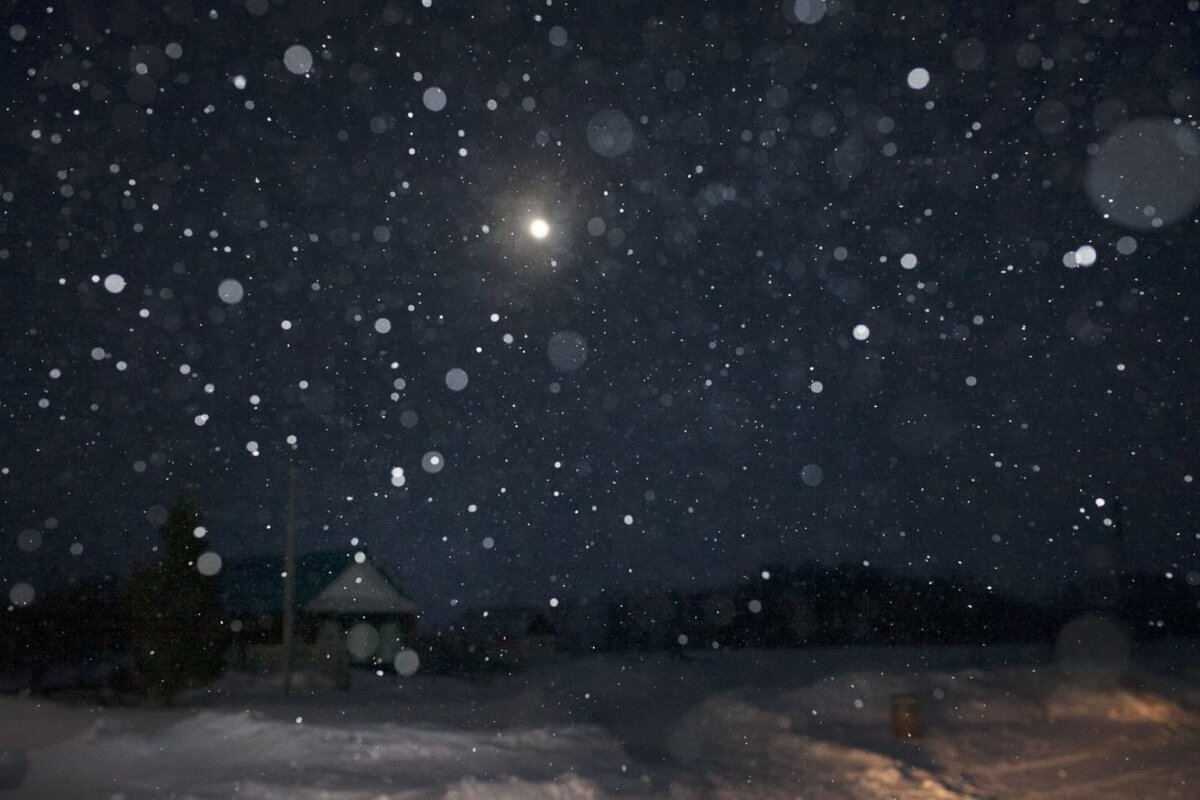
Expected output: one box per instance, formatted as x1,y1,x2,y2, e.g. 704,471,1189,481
128,492,227,701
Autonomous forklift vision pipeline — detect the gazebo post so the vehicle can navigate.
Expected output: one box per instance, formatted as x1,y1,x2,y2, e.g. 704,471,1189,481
281,463,299,695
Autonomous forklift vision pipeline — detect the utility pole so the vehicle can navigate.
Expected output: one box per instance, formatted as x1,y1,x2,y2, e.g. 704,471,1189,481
1110,487,1126,609
282,462,298,695
1111,489,1125,561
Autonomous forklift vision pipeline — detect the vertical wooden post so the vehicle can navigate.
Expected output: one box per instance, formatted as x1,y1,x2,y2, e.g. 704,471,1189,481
1111,489,1125,563
1111,488,1126,607
282,463,298,695
890,693,923,739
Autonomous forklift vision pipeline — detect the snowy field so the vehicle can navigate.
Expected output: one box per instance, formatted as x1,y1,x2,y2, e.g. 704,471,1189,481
3,641,1199,799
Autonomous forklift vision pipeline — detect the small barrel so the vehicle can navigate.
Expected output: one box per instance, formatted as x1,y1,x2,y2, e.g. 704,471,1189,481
890,692,923,740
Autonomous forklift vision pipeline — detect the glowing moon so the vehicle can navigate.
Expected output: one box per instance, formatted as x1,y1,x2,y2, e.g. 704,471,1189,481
529,218,550,239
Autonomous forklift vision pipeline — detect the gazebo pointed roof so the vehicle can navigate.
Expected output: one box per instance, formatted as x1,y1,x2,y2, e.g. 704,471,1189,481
221,549,417,617
306,557,419,615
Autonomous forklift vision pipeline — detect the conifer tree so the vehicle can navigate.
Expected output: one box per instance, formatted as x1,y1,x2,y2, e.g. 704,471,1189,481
128,492,227,700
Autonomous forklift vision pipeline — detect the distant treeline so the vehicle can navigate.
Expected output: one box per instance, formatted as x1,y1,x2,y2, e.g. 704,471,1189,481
553,563,1200,654
1,564,1197,688
0,575,135,692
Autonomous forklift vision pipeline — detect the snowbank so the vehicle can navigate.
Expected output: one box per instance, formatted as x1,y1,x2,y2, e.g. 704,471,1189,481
3,642,1197,799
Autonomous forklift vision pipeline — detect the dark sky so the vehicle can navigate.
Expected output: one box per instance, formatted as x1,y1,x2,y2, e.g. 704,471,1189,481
1,0,1198,622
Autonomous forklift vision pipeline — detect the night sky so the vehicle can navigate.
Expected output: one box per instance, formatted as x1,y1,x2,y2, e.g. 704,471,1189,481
2,0,1198,623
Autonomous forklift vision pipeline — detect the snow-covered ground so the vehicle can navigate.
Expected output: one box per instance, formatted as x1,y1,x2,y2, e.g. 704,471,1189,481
4,640,1199,799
